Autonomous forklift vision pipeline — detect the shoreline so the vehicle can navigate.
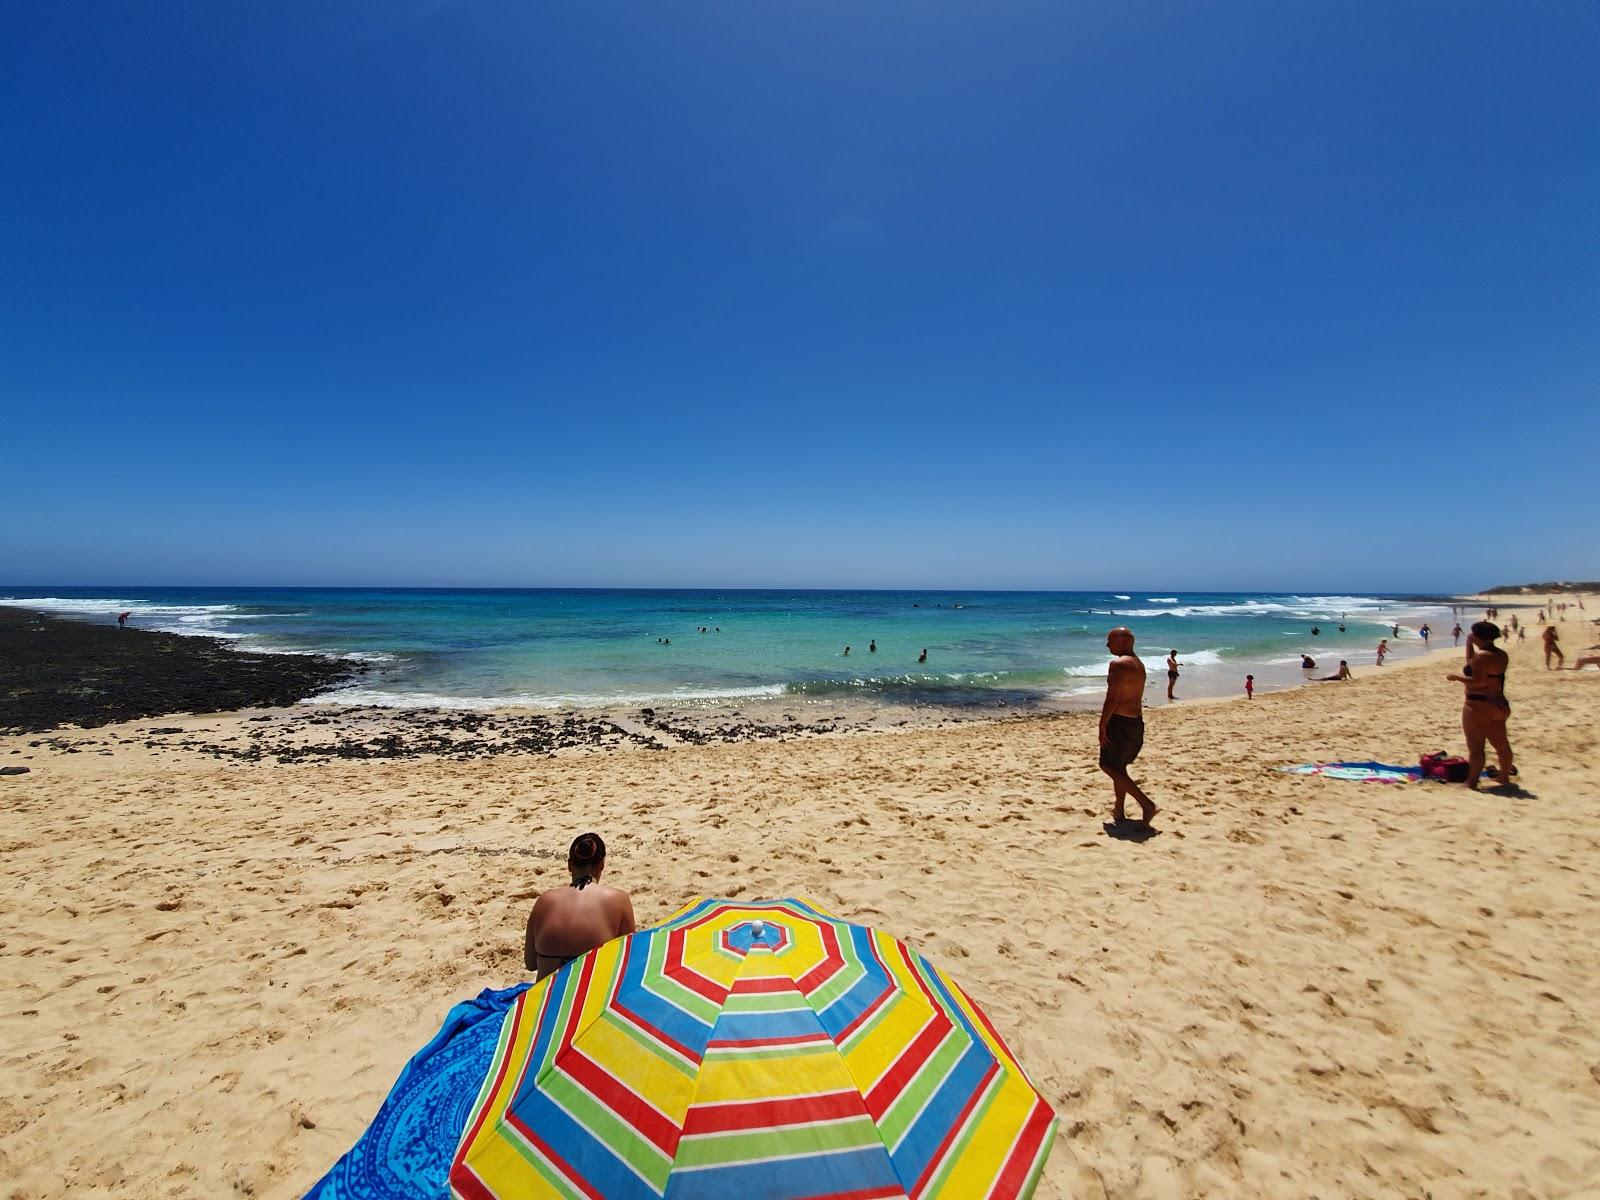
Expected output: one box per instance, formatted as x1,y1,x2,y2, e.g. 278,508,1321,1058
0,597,1481,750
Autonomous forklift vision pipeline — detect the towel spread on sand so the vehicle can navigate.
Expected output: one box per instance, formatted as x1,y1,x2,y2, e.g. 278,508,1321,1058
304,982,530,1200
1279,761,1422,783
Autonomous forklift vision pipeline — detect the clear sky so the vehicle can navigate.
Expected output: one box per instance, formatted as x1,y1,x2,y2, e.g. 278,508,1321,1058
4,3,1597,592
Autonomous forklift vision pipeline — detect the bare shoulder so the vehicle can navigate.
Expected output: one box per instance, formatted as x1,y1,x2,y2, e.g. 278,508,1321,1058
1110,653,1144,674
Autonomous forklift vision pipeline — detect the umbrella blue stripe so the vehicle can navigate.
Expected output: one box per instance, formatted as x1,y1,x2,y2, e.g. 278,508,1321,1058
612,932,718,1056
811,927,896,1037
708,1008,829,1043
508,1085,664,1200
917,953,986,1048
889,1040,995,1178
663,1144,904,1200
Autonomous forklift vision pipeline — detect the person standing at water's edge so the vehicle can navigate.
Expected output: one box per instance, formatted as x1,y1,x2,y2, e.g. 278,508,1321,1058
1165,649,1180,700
1099,627,1157,826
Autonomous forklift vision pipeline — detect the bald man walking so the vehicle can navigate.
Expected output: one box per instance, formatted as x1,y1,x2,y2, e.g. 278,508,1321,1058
1099,626,1158,826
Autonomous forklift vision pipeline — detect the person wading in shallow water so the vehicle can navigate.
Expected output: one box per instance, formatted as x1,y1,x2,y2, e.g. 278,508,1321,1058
1099,627,1157,826
524,833,636,980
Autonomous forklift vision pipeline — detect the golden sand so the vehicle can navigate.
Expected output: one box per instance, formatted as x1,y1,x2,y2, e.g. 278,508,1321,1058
2,602,1597,1198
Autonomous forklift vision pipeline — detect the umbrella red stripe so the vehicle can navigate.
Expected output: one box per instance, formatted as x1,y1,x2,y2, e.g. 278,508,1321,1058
796,1187,910,1200
450,1164,497,1200
796,921,846,992
910,1061,1000,1198
706,1031,832,1050
863,1012,951,1118
990,1097,1055,1199
682,1088,864,1135
557,1046,680,1155
729,975,799,994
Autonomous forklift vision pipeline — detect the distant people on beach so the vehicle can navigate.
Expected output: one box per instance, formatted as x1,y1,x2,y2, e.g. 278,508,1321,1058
869,640,876,653
1318,660,1352,681
118,611,130,627
1165,650,1180,700
1376,639,1391,665
1391,624,1401,637
1300,655,1317,670
1571,648,1600,670
1453,623,1463,645
1446,622,1513,790
1311,625,1320,636
918,648,927,663
843,645,850,656
1099,627,1156,827
1338,622,1346,633
1419,623,1430,645
1244,674,1254,699
1542,626,1563,669
524,833,636,981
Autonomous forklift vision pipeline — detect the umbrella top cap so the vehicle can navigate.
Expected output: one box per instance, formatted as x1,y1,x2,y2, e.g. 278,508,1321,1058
722,916,788,955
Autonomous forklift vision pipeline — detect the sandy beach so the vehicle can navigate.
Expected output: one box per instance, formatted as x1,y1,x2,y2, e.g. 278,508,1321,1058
2,600,1597,1199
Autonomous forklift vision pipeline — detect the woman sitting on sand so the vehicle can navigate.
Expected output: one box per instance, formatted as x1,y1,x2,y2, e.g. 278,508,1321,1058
1317,660,1352,681
1446,621,1514,790
524,832,636,979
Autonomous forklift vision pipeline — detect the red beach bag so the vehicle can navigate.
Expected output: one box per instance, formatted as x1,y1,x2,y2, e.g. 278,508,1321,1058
1420,751,1470,783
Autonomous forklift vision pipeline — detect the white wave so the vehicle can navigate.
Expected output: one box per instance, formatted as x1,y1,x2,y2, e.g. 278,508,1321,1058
1145,597,1179,603
0,596,240,616
1113,594,1131,600
314,682,789,710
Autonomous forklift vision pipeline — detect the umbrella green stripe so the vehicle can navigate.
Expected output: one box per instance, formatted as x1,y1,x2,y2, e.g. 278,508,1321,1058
703,1041,834,1061
920,1070,1002,1196
640,935,722,1024
879,1026,968,1147
599,1008,699,1079
542,1070,672,1189
722,992,810,1014
807,958,866,1010
675,1114,880,1169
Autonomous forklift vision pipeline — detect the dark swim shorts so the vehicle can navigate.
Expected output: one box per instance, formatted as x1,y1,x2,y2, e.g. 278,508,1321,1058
1099,714,1145,771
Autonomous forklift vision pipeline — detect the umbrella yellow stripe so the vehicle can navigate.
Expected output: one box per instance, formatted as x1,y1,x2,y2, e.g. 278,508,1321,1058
690,1041,853,1103
579,1015,698,1123
840,990,935,1086
928,1074,1040,1198
597,1009,700,1078
539,1070,674,1190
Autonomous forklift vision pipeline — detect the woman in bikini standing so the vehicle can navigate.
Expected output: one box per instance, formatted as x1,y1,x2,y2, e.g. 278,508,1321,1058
1446,621,1514,789
524,832,636,979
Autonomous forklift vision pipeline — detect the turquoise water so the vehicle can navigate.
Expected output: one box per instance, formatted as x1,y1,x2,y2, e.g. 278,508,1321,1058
0,587,1464,709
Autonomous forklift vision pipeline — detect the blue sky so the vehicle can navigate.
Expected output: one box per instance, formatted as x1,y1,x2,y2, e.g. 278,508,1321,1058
4,2,1597,591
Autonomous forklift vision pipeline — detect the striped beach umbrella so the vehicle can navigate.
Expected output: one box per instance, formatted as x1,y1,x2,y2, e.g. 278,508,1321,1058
449,897,1056,1200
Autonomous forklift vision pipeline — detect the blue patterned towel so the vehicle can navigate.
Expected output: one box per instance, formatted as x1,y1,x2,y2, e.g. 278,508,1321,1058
305,982,530,1200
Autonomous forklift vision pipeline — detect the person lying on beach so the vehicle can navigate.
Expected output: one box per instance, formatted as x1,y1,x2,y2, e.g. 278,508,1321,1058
1317,660,1352,681
1446,622,1514,790
524,832,636,980
1099,627,1157,826
1570,649,1600,670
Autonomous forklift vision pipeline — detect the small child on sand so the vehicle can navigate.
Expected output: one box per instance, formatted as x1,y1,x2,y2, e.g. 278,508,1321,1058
1245,674,1254,699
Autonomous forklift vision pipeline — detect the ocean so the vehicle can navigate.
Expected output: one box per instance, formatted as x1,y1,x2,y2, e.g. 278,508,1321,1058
0,587,1468,712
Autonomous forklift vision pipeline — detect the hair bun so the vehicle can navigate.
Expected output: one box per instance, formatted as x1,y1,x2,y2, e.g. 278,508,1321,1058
569,832,605,865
